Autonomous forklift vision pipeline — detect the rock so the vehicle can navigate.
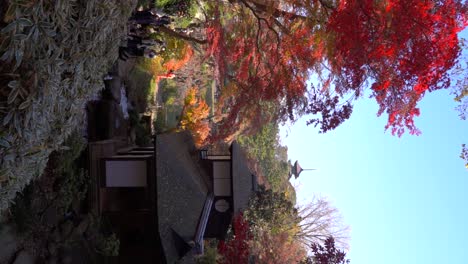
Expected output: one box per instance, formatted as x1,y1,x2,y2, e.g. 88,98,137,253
0,225,19,261
13,250,35,264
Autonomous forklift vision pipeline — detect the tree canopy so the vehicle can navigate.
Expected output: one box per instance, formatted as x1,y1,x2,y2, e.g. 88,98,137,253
302,237,351,264
198,0,468,140
237,122,292,194
217,188,349,263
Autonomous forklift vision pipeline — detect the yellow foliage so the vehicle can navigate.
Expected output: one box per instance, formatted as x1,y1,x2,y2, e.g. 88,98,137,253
180,87,211,147
139,57,166,77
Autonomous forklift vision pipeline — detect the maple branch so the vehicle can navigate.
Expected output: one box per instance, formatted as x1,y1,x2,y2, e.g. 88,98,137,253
318,0,336,10
239,0,308,21
195,0,210,22
242,0,263,52
238,0,282,78
273,18,291,34
239,0,281,44
158,25,207,45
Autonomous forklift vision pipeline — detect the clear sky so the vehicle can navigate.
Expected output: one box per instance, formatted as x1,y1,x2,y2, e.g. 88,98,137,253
281,33,468,264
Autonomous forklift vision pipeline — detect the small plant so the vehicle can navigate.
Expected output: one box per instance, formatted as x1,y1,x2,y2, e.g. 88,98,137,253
129,110,152,146
155,0,194,17
96,233,120,257
56,168,89,214
217,214,252,264
10,184,34,234
87,214,120,257
196,239,222,264
53,132,89,213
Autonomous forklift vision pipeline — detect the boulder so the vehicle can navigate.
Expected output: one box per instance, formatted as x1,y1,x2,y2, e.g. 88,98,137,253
13,250,35,264
0,225,19,262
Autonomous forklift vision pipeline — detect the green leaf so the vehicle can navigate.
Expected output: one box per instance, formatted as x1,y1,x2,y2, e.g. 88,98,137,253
59,146,71,151
7,87,20,104
17,18,33,27
44,28,57,37
39,21,53,28
18,99,30,110
3,111,14,126
14,49,24,69
0,21,17,34
0,49,13,62
13,113,21,136
32,27,40,42
3,153,16,162
14,34,28,41
7,80,18,89
0,139,10,148
0,168,9,183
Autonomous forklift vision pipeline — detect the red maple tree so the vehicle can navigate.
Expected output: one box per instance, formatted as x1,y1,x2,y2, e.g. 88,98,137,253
326,0,467,136
217,213,252,264
203,0,467,139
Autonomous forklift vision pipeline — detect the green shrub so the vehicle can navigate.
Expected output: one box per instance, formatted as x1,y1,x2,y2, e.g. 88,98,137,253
128,65,155,112
160,79,179,105
129,110,152,146
96,233,120,257
196,239,222,264
0,0,137,212
56,132,87,172
10,131,88,231
56,168,89,214
10,184,34,233
89,214,120,257
158,33,190,63
137,0,153,8
153,108,168,133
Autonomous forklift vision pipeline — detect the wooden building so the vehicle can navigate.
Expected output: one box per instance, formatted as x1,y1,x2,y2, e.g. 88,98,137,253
201,142,258,239
89,132,257,263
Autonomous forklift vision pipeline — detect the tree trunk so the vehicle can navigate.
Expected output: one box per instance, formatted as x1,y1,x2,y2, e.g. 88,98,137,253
158,26,207,45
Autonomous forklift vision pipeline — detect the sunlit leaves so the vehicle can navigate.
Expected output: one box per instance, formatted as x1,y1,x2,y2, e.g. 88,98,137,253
218,213,252,264
328,0,467,135
180,87,211,147
203,0,467,138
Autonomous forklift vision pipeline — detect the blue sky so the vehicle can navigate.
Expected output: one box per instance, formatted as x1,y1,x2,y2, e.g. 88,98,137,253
281,33,468,263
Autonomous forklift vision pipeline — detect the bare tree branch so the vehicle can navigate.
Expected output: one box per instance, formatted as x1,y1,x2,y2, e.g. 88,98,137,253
158,25,207,45
295,195,350,250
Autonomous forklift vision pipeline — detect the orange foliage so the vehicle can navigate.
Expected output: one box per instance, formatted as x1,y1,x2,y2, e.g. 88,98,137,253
163,45,194,72
180,87,211,147
250,230,307,264
205,0,467,138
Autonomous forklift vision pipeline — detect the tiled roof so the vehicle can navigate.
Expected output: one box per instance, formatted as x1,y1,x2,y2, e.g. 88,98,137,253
156,132,210,263
231,142,255,213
